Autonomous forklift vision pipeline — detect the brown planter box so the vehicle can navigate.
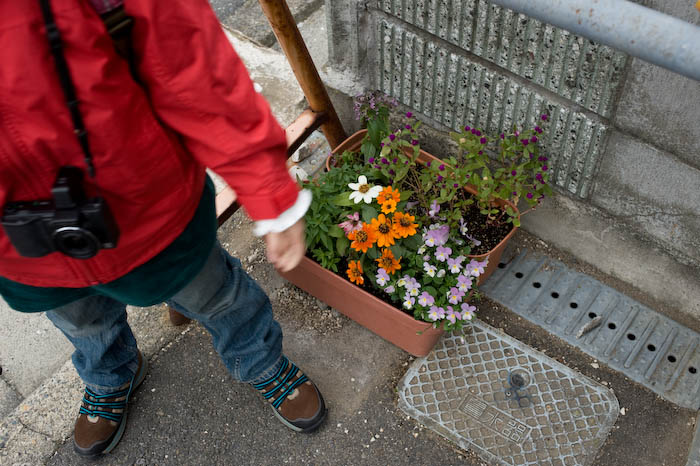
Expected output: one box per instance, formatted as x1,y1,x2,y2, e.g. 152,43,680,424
280,255,444,357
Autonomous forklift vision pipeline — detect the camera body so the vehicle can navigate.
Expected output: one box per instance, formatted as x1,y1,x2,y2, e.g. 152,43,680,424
1,167,119,259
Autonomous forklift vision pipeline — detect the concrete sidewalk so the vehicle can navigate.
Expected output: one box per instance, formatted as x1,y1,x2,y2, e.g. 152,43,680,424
1,1,699,465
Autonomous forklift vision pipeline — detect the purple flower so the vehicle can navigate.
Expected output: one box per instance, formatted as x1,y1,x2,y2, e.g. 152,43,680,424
392,158,398,163
538,156,548,162
500,133,505,139
437,175,444,182
466,259,487,277
423,224,450,247
478,151,483,155
338,212,362,234
406,112,413,118
475,130,482,136
535,125,542,134
447,257,464,274
389,134,396,141
511,170,517,176
374,164,381,169
542,165,548,171
453,183,459,188
384,285,395,294
527,192,534,199
376,268,390,286
464,125,471,131
405,124,412,130
435,246,452,262
417,292,435,307
470,128,476,135
460,303,476,320
512,191,517,196
411,139,419,145
428,200,441,218
426,161,431,167
428,306,445,321
531,136,538,143
389,169,396,175
521,139,529,146
439,164,445,171
541,114,548,121
380,142,384,147
368,157,375,164
480,137,487,144
381,157,388,164
457,274,472,292
535,173,543,181
446,306,461,324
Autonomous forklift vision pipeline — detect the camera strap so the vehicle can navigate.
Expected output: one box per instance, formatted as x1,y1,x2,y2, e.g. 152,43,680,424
37,0,97,177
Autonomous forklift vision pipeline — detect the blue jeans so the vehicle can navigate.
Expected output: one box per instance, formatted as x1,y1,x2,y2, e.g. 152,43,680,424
46,243,284,394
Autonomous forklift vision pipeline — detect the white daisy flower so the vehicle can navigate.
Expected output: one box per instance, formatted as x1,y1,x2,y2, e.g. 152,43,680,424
348,175,382,204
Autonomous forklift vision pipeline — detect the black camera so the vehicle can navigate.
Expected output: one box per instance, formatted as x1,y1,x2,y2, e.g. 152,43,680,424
1,167,119,259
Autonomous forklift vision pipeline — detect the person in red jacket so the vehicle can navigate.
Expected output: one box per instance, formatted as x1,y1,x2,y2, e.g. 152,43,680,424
0,0,326,457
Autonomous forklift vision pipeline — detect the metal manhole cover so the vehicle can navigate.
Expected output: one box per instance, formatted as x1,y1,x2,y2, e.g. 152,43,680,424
398,320,619,466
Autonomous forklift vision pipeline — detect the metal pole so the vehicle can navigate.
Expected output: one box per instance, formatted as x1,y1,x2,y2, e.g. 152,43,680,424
258,0,347,149
490,0,700,82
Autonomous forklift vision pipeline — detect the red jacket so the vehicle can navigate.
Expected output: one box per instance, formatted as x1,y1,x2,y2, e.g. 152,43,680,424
0,0,299,287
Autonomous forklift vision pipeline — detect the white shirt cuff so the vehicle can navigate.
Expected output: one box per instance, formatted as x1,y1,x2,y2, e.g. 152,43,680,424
253,189,311,236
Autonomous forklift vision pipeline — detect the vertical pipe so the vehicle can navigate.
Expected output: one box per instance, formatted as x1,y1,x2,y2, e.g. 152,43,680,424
258,0,347,149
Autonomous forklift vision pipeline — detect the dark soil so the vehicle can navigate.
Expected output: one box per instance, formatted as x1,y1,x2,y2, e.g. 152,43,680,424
460,201,514,256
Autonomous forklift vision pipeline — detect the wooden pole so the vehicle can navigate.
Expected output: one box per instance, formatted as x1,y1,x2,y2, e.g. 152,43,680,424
258,0,347,149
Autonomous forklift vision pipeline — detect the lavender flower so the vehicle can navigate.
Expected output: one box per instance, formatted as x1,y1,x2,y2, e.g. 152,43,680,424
447,287,465,305
417,292,435,307
428,306,445,321
428,200,441,218
460,303,476,320
457,274,472,292
435,246,452,262
446,306,462,324
376,268,390,286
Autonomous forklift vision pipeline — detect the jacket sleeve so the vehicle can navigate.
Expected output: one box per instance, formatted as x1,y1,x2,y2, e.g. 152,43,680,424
124,0,299,221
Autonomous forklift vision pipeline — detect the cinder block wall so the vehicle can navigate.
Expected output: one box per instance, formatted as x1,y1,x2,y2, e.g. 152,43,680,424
325,0,700,325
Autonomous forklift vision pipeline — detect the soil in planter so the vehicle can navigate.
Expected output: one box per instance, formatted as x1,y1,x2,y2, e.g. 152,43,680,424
459,201,514,256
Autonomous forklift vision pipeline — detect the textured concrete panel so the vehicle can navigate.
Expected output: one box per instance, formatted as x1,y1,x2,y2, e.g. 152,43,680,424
376,18,607,198
590,131,700,266
373,0,628,118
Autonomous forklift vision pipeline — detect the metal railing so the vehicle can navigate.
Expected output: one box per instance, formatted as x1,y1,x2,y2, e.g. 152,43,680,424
490,0,700,81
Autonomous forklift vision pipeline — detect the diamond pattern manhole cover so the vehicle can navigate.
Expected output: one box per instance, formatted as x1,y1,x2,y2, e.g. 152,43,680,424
398,320,619,466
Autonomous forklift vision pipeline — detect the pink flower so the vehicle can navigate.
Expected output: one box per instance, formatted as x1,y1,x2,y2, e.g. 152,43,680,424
338,212,362,234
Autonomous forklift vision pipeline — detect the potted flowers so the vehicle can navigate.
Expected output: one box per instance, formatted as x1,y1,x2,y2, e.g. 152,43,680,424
280,92,550,356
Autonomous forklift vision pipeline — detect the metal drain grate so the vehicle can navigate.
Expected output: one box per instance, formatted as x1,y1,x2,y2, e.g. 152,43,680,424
398,320,618,466
480,249,700,409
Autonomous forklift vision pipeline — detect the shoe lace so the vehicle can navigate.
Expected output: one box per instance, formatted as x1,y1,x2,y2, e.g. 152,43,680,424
79,387,129,422
252,356,309,409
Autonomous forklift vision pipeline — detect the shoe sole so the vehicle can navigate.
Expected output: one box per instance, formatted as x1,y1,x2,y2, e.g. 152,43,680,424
74,351,149,458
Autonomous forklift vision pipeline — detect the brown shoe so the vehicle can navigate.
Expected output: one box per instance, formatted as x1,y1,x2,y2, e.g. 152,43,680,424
251,356,327,432
73,351,148,457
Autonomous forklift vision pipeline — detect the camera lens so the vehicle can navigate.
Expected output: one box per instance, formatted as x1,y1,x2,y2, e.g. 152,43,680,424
53,227,100,259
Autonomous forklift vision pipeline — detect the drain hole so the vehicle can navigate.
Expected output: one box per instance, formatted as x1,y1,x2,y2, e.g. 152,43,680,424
515,272,523,278
551,292,559,299
608,323,617,330
588,312,597,319
498,262,506,269
533,282,541,288
647,344,656,352
627,333,637,341
668,355,677,363
570,302,578,309
690,367,697,374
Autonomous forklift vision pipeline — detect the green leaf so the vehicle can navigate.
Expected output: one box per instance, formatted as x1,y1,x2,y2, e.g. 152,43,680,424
336,236,349,256
320,233,332,251
399,190,413,201
513,217,521,227
328,225,345,238
361,205,379,223
367,247,379,260
331,192,357,207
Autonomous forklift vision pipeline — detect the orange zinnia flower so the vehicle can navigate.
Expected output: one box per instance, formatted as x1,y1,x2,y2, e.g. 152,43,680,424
347,223,377,253
393,211,418,238
346,260,364,285
376,186,401,205
380,199,397,214
376,248,401,274
370,214,397,248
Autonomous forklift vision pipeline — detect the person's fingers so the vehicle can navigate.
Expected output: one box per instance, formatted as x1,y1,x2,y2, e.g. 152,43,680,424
264,219,306,272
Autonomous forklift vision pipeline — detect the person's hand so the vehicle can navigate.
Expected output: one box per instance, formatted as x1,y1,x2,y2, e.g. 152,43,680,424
264,219,306,272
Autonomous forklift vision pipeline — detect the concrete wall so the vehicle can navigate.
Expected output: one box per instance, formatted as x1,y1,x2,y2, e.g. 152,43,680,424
325,0,700,325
